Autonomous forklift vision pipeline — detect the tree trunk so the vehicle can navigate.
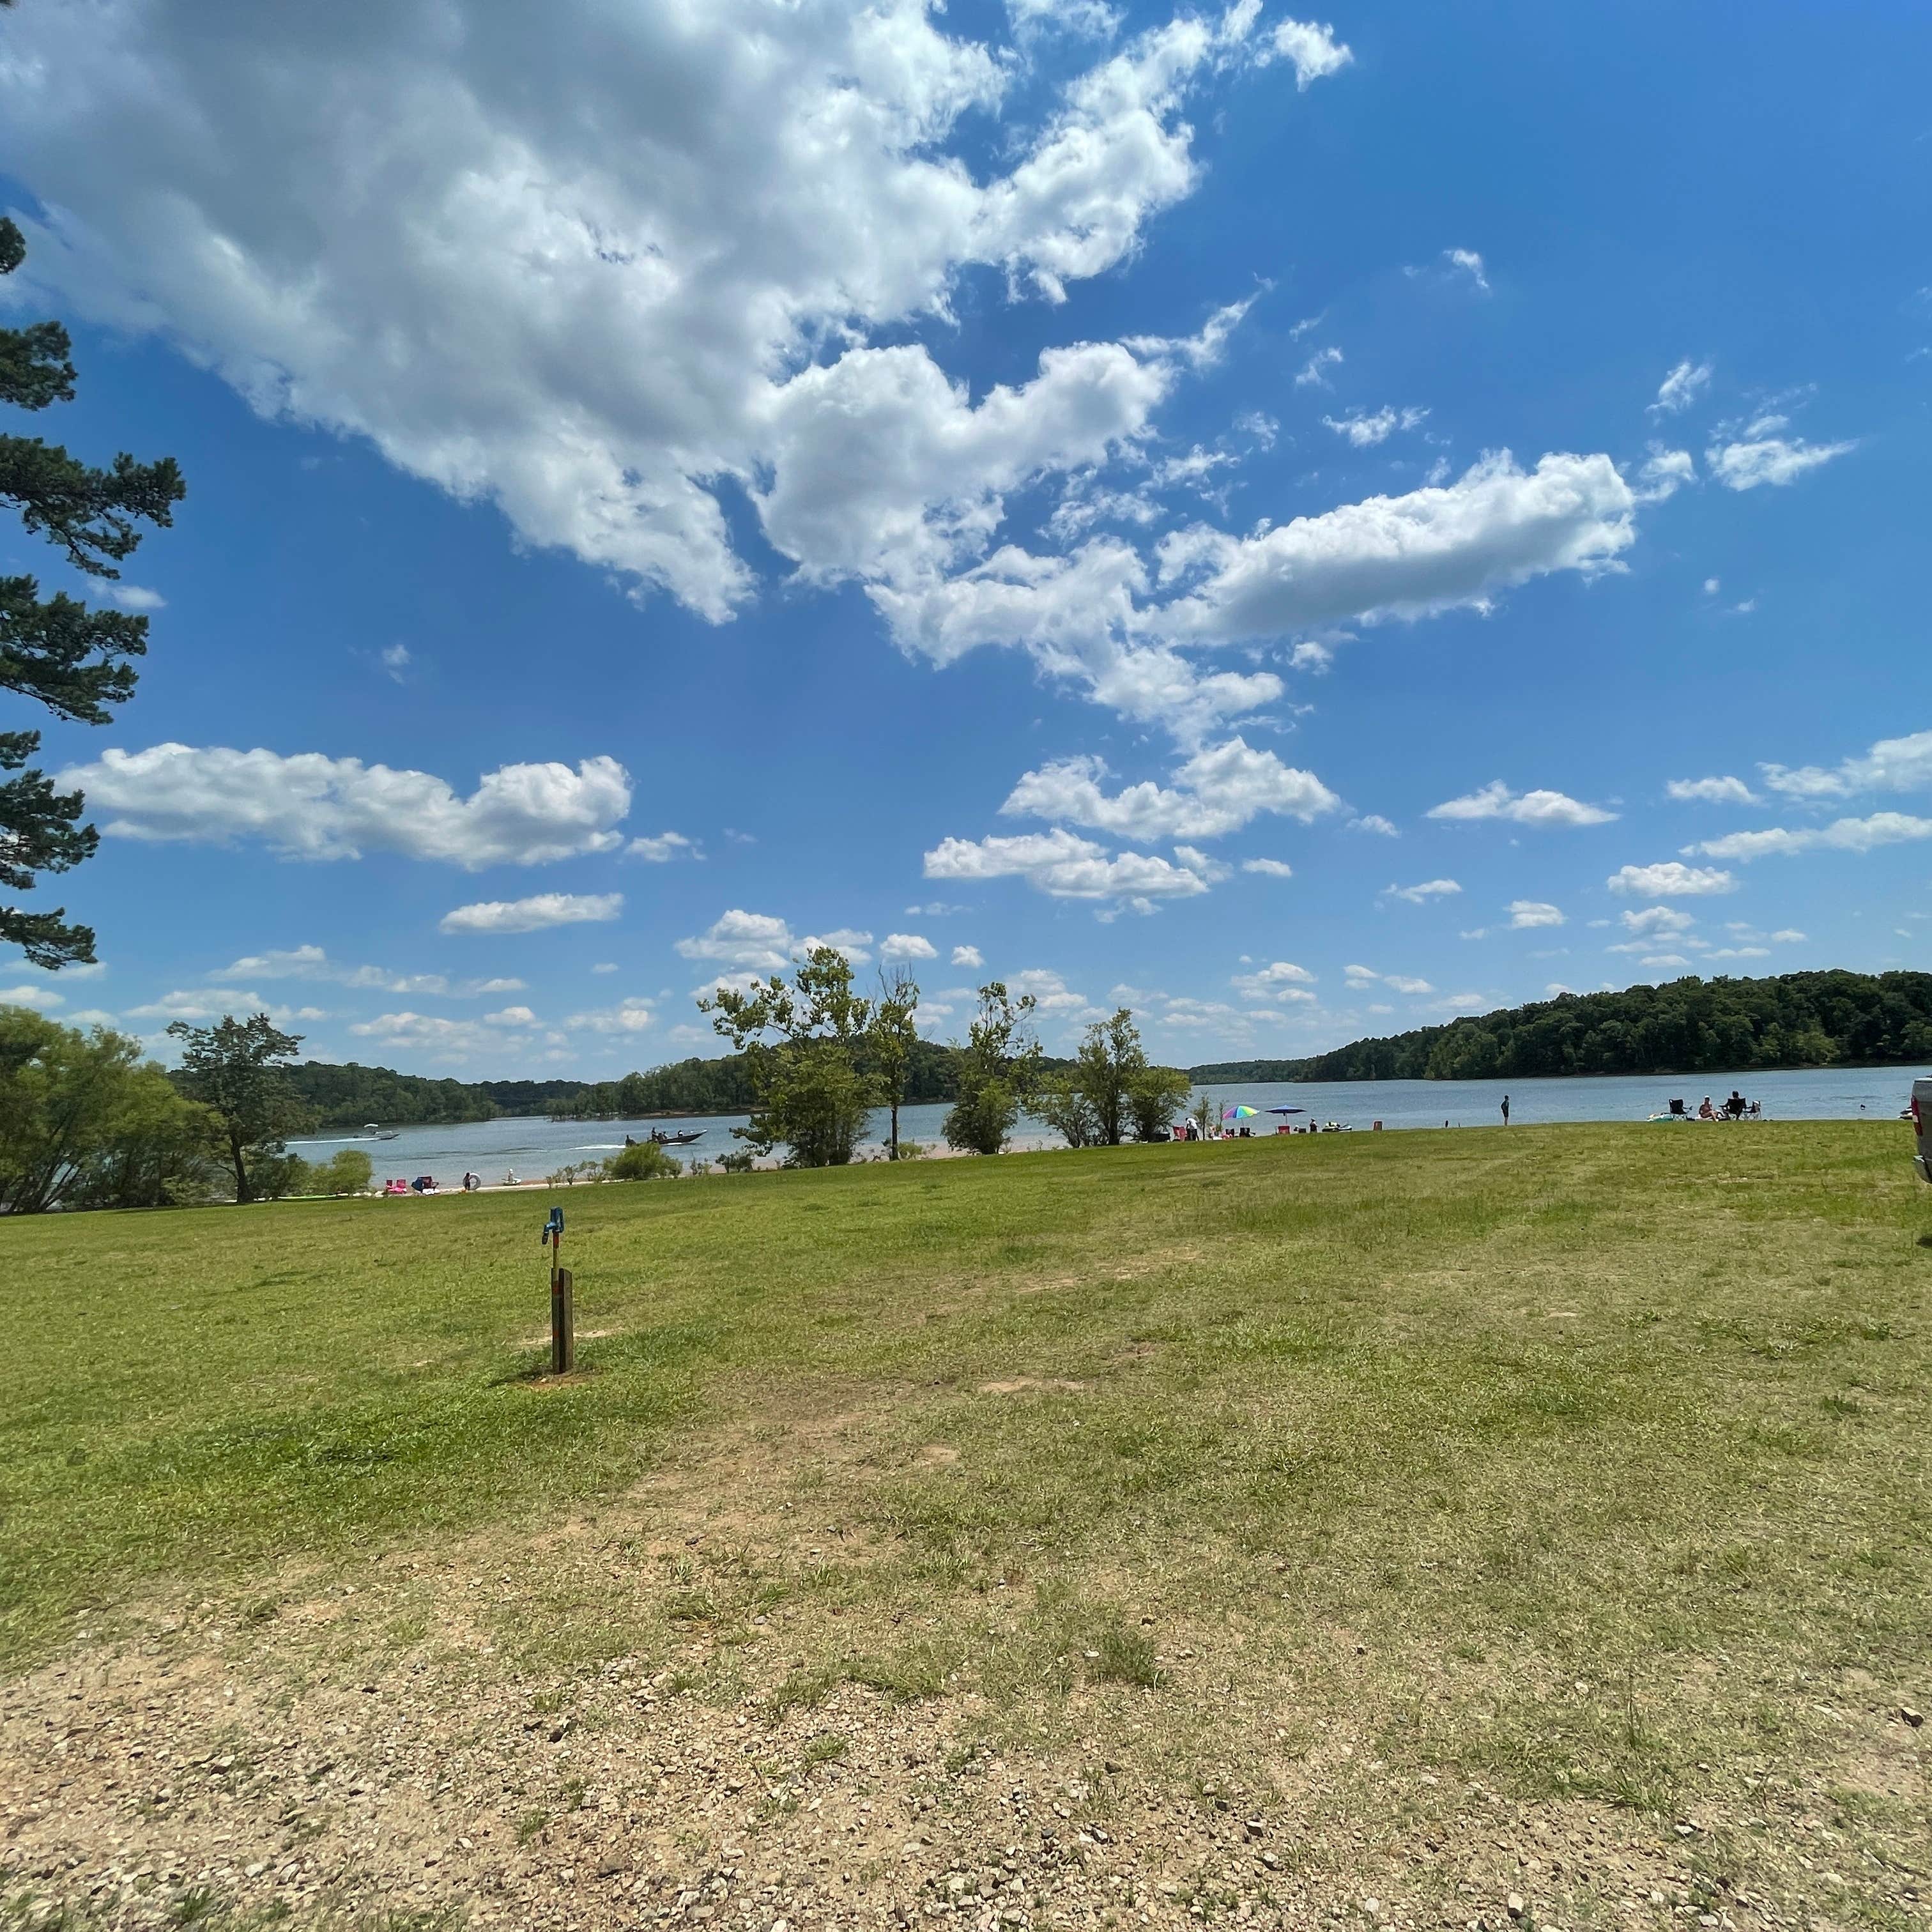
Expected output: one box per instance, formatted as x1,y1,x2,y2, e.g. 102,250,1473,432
890,1098,900,1159
229,1126,251,1204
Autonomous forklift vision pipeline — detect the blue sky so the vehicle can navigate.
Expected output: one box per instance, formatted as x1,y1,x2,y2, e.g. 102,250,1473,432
3,0,1928,1075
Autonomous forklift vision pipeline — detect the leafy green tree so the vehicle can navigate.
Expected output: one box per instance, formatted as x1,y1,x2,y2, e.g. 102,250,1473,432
245,1151,313,1200
166,1013,312,1203
1034,1008,1187,1148
66,1070,224,1209
2,215,185,967
700,946,878,1167
1126,1064,1192,1142
943,982,1041,1156
1035,1071,1100,1149
1074,1008,1147,1147
867,967,921,1159
0,1005,217,1213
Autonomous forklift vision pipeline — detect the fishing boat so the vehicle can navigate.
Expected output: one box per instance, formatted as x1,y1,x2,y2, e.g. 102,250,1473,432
626,1129,705,1147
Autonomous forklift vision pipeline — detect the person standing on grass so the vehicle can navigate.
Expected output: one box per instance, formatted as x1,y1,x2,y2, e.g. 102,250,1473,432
1501,1094,1510,1126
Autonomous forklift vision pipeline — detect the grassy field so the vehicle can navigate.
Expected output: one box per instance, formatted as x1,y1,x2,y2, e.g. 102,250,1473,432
1,1123,1927,1931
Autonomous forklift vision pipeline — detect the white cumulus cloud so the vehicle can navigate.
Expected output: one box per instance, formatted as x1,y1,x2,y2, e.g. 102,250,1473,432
349,1009,552,1061
1156,451,1636,645
1685,813,1932,862
1381,878,1462,904
880,933,939,962
1426,780,1616,828
565,997,657,1035
0,0,1296,625
1620,907,1695,938
1230,960,1316,999
1758,728,1932,802
1011,967,1089,1012
870,537,1285,746
1667,776,1759,805
674,910,873,972
440,893,624,935
61,745,632,868
1241,857,1294,878
1607,862,1735,897
104,583,165,612
0,983,64,1010
1267,19,1353,89
1000,737,1338,843
627,831,695,862
924,829,1215,905
1507,901,1565,929
951,944,985,969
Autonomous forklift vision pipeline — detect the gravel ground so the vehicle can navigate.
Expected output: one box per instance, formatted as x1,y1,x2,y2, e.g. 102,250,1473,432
5,1560,1922,1932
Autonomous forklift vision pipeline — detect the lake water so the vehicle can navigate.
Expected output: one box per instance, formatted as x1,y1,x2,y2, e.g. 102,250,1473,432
288,1062,1928,1186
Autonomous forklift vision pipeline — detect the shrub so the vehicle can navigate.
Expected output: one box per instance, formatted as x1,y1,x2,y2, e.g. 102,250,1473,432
319,1148,374,1195
603,1140,682,1182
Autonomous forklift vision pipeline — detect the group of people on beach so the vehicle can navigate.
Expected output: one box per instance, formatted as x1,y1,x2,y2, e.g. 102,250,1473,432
1669,1090,1763,1121
381,1170,491,1195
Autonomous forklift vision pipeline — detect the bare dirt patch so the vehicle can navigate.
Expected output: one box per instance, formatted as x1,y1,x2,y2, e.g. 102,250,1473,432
6,1577,1917,1932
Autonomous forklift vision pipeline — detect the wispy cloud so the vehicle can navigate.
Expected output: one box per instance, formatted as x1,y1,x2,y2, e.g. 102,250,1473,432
1380,878,1462,904
1648,359,1712,415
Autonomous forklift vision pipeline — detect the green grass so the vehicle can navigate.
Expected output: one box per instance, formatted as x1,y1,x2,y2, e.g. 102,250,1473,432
2,1123,1928,1830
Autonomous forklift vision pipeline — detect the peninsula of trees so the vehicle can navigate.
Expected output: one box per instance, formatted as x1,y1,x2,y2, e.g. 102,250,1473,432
1192,969,1932,1084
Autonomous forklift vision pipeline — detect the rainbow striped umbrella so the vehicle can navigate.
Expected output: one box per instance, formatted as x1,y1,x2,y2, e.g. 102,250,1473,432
1222,1104,1259,1121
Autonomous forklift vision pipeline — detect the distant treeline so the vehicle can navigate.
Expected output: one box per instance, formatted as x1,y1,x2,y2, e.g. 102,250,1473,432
1191,970,1932,1085
284,1061,503,1128
281,971,1932,1126
283,1038,974,1127
540,1038,967,1119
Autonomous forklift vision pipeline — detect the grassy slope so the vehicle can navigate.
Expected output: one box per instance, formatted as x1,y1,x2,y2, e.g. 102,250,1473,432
2,1123,1928,1915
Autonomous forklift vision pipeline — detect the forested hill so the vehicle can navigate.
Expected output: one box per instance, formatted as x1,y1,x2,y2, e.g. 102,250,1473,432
1190,970,1932,1085
283,1038,965,1128
286,1062,542,1129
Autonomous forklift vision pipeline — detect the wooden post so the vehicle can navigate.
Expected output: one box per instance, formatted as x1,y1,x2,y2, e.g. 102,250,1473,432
551,1262,574,1374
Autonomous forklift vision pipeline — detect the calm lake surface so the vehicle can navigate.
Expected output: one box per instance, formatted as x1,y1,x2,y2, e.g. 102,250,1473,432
288,1062,1928,1186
